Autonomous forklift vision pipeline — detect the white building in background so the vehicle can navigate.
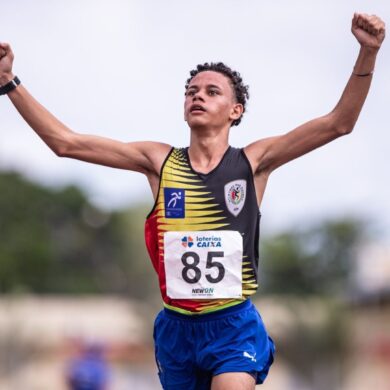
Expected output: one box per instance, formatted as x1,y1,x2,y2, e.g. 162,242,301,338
354,243,390,296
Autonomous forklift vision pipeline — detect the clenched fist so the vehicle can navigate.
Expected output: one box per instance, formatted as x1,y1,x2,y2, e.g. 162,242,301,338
352,13,386,50
0,42,15,85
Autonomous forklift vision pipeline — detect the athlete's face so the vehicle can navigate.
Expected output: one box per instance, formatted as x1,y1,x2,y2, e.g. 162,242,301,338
184,71,243,130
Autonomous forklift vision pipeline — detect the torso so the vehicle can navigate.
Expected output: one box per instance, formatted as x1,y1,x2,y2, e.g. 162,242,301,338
144,146,262,315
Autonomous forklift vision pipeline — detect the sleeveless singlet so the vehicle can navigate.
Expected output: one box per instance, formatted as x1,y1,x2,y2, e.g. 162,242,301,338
145,146,260,315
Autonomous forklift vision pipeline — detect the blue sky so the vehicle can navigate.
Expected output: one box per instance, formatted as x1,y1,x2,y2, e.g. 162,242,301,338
1,0,389,241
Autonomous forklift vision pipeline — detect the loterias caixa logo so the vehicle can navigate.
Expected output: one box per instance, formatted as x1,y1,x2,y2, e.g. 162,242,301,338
181,236,194,248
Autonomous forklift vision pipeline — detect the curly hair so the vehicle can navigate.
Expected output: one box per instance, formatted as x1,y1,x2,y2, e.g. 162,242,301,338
185,62,249,127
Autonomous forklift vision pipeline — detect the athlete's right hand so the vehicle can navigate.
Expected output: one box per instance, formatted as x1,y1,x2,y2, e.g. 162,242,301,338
0,42,15,85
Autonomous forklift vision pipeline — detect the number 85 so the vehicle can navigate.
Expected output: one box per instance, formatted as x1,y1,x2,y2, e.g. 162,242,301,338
181,251,225,284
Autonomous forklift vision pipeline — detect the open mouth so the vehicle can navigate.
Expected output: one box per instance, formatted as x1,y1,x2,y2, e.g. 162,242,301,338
190,105,206,113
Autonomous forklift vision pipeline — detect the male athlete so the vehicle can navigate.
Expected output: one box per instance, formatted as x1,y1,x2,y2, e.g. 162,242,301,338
0,12,385,390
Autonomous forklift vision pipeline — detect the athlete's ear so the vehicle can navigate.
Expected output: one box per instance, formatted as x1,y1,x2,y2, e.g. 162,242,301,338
230,103,243,123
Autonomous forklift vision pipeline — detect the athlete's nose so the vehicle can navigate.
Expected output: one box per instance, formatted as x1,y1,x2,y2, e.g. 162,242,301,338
193,92,205,102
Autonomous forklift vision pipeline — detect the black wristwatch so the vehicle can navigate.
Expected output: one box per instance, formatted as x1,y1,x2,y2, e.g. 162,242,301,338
0,76,21,95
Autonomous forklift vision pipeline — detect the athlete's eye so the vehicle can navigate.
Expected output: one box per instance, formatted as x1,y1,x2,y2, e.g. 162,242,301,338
186,90,196,97
208,90,219,96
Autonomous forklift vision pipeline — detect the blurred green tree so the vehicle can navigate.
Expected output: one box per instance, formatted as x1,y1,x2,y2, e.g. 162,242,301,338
0,171,158,299
261,218,366,296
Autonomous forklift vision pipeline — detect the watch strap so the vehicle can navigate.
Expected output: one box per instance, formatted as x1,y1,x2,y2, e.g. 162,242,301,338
0,76,21,95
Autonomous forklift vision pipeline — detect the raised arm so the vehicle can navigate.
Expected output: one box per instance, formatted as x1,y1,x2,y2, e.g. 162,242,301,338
245,13,386,176
0,43,171,183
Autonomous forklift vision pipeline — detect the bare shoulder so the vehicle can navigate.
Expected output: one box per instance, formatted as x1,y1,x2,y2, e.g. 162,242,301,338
123,140,172,175
131,141,171,199
243,136,280,174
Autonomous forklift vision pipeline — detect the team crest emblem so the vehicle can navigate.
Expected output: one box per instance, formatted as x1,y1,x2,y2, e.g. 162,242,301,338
224,180,246,216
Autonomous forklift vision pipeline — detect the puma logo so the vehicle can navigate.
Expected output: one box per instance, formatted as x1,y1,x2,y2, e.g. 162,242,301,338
243,351,257,362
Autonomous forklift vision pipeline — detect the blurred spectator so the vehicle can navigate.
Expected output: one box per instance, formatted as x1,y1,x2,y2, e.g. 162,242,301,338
65,341,109,390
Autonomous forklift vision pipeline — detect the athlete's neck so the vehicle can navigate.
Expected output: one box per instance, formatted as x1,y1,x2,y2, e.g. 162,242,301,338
188,128,230,174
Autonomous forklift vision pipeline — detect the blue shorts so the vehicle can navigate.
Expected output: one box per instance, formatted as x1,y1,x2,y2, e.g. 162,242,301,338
153,300,275,390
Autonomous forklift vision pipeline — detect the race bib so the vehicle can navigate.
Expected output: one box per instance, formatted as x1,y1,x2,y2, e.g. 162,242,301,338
164,231,243,299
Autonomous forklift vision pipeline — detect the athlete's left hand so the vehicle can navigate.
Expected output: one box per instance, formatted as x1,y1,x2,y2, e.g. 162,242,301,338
352,13,386,50
0,42,15,85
